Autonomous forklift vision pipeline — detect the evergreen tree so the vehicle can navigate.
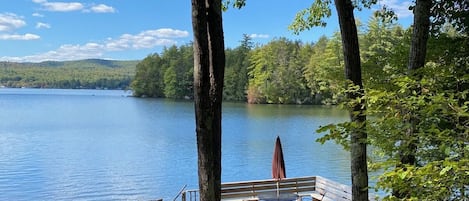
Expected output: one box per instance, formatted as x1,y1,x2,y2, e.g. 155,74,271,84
224,34,252,101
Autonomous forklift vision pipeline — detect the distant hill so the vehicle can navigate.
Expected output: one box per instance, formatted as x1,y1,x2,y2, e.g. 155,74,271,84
0,59,140,89
0,59,139,69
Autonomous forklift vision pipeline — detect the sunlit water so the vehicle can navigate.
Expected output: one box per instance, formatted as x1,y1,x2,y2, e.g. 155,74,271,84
0,88,352,200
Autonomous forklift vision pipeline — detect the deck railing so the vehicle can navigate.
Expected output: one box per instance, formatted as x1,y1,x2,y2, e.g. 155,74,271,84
181,176,377,201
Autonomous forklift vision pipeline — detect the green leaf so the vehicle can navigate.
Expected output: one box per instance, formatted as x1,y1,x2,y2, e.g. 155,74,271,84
399,170,409,180
439,166,452,175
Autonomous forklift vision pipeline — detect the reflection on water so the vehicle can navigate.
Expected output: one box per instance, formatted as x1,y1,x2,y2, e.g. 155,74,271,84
0,89,352,200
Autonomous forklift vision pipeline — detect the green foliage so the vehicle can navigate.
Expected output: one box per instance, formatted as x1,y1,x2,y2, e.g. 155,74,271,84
162,45,193,99
131,54,165,97
224,34,252,101
222,0,246,11
131,18,464,110
131,45,193,98
431,0,469,34
316,81,366,149
377,159,468,201
289,0,332,34
367,71,469,200
131,21,416,105
0,59,136,89
361,13,408,89
318,32,469,200
247,38,311,104
289,0,381,34
132,39,253,101
304,33,345,105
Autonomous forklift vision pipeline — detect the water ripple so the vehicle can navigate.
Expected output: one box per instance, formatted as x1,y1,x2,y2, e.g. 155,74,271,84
0,89,350,200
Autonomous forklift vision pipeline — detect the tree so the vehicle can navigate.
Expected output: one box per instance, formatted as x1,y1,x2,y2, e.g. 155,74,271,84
247,38,311,104
408,0,432,72
224,34,252,101
430,0,469,35
365,31,469,199
361,13,404,89
0,60,135,90
379,0,468,199
191,0,225,200
356,1,468,199
303,36,329,103
388,0,432,198
131,54,165,97
291,0,370,200
304,33,345,104
162,45,194,99
333,1,368,200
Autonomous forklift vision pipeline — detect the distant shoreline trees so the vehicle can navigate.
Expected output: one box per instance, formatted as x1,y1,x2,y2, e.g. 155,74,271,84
131,16,411,105
0,59,136,90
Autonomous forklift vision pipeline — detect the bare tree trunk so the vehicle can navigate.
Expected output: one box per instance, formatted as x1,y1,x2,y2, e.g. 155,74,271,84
191,0,225,200
333,0,368,200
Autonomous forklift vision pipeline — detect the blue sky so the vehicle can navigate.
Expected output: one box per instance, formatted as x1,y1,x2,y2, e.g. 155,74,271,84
0,0,413,62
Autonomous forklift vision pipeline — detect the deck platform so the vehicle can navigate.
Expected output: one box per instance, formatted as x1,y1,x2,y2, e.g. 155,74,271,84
181,176,377,201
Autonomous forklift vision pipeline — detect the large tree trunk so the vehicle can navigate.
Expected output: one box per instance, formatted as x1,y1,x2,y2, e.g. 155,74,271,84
407,0,432,72
394,0,432,198
333,0,368,201
191,0,225,200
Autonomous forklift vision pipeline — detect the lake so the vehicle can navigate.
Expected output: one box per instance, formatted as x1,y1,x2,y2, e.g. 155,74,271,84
0,88,351,200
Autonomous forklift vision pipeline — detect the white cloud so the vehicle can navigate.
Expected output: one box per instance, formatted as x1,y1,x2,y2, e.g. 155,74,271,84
107,29,188,50
33,0,84,12
36,22,51,29
32,12,45,17
0,44,103,62
33,0,115,13
42,1,84,12
90,4,116,13
249,33,270,39
0,13,26,32
145,28,190,38
0,13,40,41
1,28,189,62
378,0,413,18
0,33,40,40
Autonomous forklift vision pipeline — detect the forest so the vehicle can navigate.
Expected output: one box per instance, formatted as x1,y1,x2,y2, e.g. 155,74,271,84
132,14,466,105
0,59,137,89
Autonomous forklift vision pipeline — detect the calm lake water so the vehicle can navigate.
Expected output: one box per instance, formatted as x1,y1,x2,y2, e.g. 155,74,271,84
0,88,351,200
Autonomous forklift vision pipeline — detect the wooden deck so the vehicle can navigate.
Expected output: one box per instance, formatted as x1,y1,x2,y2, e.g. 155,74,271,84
181,176,377,201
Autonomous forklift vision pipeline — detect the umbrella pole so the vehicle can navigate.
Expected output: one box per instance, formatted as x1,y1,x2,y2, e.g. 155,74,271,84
276,181,279,199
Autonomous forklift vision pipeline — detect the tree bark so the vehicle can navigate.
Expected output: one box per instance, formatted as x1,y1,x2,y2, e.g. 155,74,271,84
333,0,368,201
408,0,432,72
402,0,431,179
191,0,225,201
394,0,431,198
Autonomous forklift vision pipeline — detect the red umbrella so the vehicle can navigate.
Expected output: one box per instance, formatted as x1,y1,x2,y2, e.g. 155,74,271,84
272,136,286,180
272,136,286,199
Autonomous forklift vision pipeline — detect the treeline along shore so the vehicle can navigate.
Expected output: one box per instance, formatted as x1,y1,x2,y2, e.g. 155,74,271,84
2,16,467,106
0,59,137,90
132,15,467,105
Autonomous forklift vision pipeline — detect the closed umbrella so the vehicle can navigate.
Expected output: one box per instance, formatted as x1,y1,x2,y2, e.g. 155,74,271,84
272,136,286,179
272,136,286,198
